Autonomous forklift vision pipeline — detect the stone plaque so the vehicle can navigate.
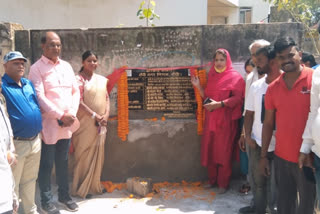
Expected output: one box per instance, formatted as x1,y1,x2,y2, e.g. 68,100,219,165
127,69,196,119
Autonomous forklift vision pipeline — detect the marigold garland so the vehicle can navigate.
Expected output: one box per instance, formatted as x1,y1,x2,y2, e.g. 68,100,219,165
115,67,207,139
117,70,129,141
101,181,126,193
101,180,215,202
193,69,207,135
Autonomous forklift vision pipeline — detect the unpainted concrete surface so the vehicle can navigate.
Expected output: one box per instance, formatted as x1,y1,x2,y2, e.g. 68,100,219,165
35,179,252,214
0,22,24,76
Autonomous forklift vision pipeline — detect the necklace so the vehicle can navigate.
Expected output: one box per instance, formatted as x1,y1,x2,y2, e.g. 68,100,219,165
81,70,93,80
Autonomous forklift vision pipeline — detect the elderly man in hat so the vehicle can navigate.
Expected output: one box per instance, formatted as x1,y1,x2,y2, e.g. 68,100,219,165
2,51,42,214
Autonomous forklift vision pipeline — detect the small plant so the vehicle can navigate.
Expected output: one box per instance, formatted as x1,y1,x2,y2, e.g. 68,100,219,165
137,0,160,27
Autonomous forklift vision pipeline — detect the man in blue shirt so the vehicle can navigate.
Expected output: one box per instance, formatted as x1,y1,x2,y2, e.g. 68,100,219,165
1,51,42,214
301,52,319,70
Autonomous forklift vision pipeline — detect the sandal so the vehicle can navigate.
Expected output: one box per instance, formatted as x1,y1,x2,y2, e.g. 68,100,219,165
239,183,250,194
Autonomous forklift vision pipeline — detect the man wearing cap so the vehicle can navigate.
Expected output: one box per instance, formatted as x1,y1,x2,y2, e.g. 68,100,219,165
1,51,42,214
29,32,80,214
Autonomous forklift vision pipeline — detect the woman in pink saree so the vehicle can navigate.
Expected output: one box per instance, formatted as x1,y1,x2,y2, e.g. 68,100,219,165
72,51,110,198
192,49,245,194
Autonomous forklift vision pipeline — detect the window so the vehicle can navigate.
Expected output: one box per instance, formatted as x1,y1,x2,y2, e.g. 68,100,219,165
239,7,252,23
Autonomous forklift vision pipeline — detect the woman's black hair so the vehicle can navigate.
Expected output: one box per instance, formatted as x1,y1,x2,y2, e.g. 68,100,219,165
244,58,254,70
79,50,98,72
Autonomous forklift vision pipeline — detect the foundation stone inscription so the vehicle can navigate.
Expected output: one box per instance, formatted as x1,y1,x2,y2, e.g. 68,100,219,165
127,69,196,119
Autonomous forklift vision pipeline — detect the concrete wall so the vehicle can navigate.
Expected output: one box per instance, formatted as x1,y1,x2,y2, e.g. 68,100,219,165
0,0,207,29
14,23,302,182
0,22,24,76
269,6,292,23
269,6,320,56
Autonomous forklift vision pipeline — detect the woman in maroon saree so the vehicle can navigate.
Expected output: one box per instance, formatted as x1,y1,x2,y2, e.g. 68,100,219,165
192,49,245,194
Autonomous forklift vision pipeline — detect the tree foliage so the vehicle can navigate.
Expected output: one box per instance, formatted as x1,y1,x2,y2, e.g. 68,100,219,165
270,0,320,25
265,0,320,54
137,0,160,27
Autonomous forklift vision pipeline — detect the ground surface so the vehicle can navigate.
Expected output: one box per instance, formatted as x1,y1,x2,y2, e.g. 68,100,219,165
35,179,252,214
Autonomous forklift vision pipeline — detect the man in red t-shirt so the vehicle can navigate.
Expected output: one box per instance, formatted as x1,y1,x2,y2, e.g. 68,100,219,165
260,37,315,214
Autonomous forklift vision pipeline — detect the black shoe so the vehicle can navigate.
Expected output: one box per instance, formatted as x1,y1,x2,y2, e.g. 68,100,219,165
41,203,60,214
85,194,93,199
58,199,79,212
239,205,255,214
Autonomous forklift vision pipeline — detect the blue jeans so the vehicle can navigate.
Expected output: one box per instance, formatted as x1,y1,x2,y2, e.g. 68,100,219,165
314,155,320,209
240,150,248,175
38,139,71,206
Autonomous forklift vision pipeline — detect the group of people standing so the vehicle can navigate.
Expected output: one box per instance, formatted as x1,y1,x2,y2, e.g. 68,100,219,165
1,30,320,214
0,31,109,214
193,36,320,214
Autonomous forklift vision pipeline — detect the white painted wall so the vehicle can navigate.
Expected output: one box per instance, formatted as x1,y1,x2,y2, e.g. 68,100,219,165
221,0,239,7
0,0,208,29
239,0,271,23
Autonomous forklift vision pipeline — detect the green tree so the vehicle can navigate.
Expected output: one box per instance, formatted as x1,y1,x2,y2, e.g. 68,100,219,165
266,0,320,54
137,0,160,27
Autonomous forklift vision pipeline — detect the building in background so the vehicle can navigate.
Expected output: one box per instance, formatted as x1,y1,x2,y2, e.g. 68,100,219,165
239,0,271,23
0,0,207,29
207,0,271,24
207,0,239,24
0,0,271,29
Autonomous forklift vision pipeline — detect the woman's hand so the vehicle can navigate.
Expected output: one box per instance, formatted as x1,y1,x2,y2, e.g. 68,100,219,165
99,114,109,126
191,76,201,89
203,99,221,111
94,113,103,122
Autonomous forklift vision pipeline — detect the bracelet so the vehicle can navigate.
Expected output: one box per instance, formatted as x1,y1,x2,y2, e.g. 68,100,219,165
221,101,225,107
91,112,96,119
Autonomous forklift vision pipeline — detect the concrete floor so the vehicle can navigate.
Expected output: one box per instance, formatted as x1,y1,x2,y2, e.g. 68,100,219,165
35,179,252,214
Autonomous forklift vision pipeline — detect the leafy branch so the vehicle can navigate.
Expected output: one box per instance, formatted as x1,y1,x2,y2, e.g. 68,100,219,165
265,0,320,54
137,0,160,27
